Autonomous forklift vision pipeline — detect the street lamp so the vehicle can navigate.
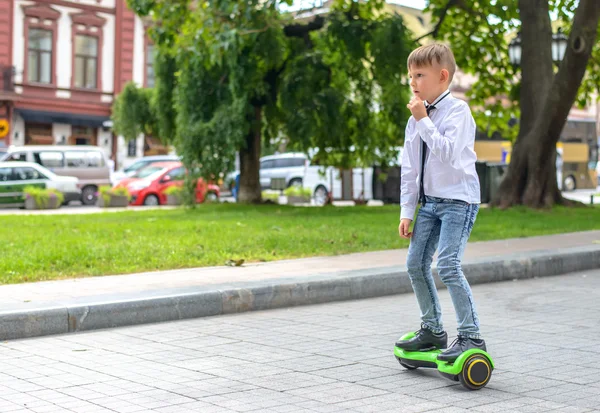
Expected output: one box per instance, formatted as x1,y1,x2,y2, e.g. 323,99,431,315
508,32,521,66
508,28,568,66
551,28,568,63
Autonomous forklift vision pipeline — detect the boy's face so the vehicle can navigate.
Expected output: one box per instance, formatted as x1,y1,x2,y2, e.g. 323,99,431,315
408,63,449,103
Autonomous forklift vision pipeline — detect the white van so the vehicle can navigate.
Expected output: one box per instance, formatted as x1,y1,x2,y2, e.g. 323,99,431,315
1,145,111,205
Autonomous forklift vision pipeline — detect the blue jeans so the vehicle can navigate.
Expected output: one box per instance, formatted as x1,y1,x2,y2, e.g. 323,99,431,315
406,196,481,339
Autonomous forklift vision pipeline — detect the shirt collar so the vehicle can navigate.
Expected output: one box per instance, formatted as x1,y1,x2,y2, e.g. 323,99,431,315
426,89,452,109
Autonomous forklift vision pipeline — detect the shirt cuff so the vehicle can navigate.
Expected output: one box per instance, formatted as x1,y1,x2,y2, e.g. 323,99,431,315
400,207,416,221
416,116,435,141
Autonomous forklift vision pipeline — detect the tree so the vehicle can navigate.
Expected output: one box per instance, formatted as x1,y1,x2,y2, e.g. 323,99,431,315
111,81,158,142
425,0,600,208
125,0,414,203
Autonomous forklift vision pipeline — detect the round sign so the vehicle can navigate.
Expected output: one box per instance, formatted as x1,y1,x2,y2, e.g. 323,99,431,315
0,119,9,139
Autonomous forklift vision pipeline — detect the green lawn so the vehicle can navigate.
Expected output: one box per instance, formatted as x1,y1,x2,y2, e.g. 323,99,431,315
2,203,598,284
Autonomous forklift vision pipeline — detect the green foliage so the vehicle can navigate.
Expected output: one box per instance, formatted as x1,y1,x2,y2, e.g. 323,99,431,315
111,82,158,142
283,185,312,198
425,0,599,141
262,190,280,202
125,0,414,183
23,186,64,208
99,185,131,205
164,185,183,196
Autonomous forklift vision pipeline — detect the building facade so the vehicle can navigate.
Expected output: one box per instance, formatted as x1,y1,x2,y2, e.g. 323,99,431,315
0,0,166,169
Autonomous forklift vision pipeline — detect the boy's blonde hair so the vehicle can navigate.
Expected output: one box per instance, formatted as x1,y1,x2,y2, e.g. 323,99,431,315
407,43,456,83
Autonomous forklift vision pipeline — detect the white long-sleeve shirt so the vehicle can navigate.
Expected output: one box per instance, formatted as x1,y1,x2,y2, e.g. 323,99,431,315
400,91,481,221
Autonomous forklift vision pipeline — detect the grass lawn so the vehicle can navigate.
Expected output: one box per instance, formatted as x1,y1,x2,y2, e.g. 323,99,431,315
2,203,599,284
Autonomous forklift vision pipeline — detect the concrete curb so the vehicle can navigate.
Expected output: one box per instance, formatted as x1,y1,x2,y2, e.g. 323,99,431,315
2,245,600,341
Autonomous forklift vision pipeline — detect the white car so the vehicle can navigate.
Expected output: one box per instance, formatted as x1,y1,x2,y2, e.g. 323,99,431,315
112,155,180,184
0,162,80,207
258,153,308,188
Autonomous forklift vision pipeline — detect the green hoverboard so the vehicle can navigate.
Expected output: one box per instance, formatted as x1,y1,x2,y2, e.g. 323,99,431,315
394,332,494,390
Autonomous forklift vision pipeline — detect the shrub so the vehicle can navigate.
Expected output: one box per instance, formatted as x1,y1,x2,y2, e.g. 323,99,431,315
98,186,131,205
23,186,64,208
283,186,312,198
164,186,184,196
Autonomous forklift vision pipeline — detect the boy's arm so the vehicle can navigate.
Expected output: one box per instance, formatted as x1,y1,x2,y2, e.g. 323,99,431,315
416,103,475,169
400,121,418,221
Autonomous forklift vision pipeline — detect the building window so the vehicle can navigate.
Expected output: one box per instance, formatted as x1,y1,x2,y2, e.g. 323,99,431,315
74,35,98,89
127,140,137,157
22,4,60,86
27,29,53,84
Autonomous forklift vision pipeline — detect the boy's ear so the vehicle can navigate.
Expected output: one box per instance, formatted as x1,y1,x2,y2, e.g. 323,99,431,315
440,68,449,84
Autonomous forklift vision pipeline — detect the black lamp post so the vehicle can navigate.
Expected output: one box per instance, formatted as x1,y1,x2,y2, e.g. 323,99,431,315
508,28,568,66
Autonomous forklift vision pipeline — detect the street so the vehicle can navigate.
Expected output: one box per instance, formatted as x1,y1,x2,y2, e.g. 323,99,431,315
1,271,599,412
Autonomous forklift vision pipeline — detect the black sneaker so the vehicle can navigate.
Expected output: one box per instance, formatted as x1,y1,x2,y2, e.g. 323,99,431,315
395,324,448,352
437,336,486,362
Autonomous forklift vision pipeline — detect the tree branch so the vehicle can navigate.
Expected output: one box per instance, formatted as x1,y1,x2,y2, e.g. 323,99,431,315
414,0,456,42
283,14,325,48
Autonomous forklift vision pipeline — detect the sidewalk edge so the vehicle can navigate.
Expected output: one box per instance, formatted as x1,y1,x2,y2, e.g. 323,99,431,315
2,247,598,341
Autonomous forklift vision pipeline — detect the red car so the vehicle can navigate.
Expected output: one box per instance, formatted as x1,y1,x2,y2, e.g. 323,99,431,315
114,161,220,206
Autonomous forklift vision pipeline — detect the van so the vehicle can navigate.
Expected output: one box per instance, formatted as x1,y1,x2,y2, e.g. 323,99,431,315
1,145,111,205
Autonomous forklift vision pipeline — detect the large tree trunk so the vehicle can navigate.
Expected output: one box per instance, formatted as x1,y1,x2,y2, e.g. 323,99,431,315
493,0,600,208
238,106,263,203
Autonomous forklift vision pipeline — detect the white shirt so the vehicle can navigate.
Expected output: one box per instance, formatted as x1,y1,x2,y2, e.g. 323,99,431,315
400,91,480,221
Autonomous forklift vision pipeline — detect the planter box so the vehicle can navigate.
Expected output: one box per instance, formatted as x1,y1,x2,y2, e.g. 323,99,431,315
166,194,182,206
287,195,311,205
24,196,61,210
97,195,130,208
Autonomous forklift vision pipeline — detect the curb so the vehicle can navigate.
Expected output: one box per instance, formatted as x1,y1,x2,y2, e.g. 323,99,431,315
2,245,600,341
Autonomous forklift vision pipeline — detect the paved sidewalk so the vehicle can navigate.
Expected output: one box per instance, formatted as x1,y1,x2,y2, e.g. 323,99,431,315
3,231,600,342
1,271,599,413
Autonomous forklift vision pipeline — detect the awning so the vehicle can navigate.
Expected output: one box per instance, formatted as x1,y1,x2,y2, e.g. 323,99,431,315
14,109,110,128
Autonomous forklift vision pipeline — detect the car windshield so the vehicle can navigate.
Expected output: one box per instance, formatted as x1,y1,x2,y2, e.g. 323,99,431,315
131,165,166,179
124,161,149,173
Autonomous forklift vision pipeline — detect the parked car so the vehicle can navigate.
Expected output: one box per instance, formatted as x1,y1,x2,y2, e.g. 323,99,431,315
113,161,220,206
111,155,180,184
1,145,111,205
257,153,308,189
0,161,80,207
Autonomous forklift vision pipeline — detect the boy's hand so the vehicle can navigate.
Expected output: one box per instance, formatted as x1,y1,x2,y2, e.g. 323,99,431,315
399,218,413,239
407,97,427,121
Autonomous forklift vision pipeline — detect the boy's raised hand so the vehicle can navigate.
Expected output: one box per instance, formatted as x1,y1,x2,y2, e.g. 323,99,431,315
399,218,413,239
407,97,427,121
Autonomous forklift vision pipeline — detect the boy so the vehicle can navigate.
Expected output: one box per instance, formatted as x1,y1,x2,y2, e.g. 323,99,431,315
395,43,486,362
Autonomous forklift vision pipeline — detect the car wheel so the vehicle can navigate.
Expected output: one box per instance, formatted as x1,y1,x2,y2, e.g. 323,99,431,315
205,192,218,202
81,186,97,206
563,175,576,192
314,185,329,206
144,194,160,206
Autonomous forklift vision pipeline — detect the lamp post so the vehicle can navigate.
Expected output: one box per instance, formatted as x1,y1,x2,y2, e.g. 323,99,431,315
508,28,568,66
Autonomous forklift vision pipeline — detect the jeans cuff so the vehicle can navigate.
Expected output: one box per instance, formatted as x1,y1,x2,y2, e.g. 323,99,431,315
425,324,445,334
463,333,482,340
